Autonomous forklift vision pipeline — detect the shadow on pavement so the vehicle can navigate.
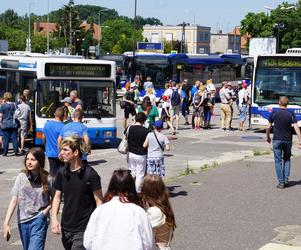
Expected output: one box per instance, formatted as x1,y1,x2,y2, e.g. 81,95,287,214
287,180,301,188
92,138,122,149
88,159,107,166
168,185,188,198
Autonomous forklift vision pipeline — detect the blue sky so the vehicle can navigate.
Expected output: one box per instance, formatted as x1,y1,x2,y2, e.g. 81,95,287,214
0,0,297,32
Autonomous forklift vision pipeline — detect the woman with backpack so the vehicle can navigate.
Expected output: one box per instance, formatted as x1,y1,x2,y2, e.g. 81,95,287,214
170,82,181,132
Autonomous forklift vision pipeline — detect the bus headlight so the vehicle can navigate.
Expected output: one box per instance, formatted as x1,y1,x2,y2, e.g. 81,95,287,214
104,131,113,137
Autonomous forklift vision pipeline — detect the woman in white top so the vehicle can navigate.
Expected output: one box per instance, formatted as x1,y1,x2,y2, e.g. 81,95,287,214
145,88,157,106
83,169,154,250
141,175,176,250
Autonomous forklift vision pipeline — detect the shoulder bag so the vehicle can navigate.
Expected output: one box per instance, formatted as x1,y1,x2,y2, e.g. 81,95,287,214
117,126,131,154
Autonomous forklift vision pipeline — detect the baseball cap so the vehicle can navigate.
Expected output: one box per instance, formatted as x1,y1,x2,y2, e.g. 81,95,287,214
154,119,164,129
228,82,232,86
60,97,72,104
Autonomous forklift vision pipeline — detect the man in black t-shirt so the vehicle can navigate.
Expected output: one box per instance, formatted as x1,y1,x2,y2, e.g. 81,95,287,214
51,136,103,250
266,96,301,189
123,83,137,130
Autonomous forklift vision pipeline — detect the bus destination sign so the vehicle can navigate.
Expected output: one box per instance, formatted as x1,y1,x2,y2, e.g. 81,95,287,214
45,63,111,77
258,57,301,67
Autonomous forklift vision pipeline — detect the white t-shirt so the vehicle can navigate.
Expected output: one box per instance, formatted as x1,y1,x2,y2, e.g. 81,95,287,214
206,83,216,97
147,206,166,228
146,131,169,158
84,197,154,250
238,88,249,107
163,88,173,104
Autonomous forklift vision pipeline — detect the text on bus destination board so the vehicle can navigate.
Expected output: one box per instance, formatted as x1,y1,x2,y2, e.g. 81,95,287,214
45,63,111,77
258,57,301,67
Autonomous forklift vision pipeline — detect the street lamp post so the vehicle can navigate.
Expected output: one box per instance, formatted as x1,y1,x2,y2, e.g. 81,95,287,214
181,22,187,53
27,2,34,52
132,0,137,57
275,22,284,53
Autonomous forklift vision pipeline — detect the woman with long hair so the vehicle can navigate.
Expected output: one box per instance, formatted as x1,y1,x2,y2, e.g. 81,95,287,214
3,147,51,250
84,169,154,250
141,175,176,250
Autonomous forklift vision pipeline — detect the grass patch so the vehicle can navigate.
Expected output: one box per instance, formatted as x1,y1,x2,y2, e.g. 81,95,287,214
178,166,195,177
200,161,220,171
253,149,272,156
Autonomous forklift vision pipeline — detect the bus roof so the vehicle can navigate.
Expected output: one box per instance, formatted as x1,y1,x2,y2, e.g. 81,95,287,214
0,55,116,79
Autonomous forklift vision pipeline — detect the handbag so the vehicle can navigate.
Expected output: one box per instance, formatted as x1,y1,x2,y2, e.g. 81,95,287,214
117,126,130,154
13,103,21,128
120,100,126,109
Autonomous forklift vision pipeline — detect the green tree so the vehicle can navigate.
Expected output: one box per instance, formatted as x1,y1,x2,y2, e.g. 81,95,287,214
0,9,20,28
240,2,301,52
101,19,143,53
0,23,26,50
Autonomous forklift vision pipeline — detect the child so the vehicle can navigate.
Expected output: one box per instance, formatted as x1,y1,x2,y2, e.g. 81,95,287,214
160,95,175,135
3,148,51,250
141,175,176,250
203,93,213,129
143,119,170,177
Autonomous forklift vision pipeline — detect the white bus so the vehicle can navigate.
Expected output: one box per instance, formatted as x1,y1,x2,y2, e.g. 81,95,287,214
0,55,116,146
251,51,301,127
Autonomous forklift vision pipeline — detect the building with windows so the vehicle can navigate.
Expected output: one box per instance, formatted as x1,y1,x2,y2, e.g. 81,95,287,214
142,25,211,54
210,27,243,54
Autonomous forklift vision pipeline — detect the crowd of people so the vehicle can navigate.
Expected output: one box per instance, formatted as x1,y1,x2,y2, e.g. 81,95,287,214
2,85,176,249
122,76,251,134
0,75,253,250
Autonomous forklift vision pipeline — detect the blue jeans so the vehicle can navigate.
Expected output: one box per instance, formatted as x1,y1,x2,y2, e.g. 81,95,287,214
181,102,189,117
273,140,292,185
18,213,48,250
2,128,18,155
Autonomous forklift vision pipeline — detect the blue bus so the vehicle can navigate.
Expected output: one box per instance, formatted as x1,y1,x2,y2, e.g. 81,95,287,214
251,52,301,127
0,55,117,146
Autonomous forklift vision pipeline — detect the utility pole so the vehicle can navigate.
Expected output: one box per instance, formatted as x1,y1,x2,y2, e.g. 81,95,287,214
46,0,50,54
181,22,186,53
98,12,101,56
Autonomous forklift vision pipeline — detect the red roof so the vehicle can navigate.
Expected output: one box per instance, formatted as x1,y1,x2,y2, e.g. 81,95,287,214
34,22,101,40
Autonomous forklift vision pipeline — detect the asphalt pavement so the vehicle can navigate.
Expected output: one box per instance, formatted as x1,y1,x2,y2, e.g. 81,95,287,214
1,104,301,250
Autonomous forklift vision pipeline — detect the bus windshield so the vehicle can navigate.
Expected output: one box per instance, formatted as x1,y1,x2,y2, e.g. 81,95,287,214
134,56,171,87
37,80,115,119
254,67,301,105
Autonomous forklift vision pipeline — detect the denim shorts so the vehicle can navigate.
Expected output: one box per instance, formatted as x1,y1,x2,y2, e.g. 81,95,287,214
239,105,248,122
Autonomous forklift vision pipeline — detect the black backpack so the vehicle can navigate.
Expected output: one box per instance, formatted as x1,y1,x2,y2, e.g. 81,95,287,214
171,89,181,106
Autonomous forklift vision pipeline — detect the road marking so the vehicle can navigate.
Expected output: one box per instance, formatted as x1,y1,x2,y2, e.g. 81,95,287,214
258,243,301,250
